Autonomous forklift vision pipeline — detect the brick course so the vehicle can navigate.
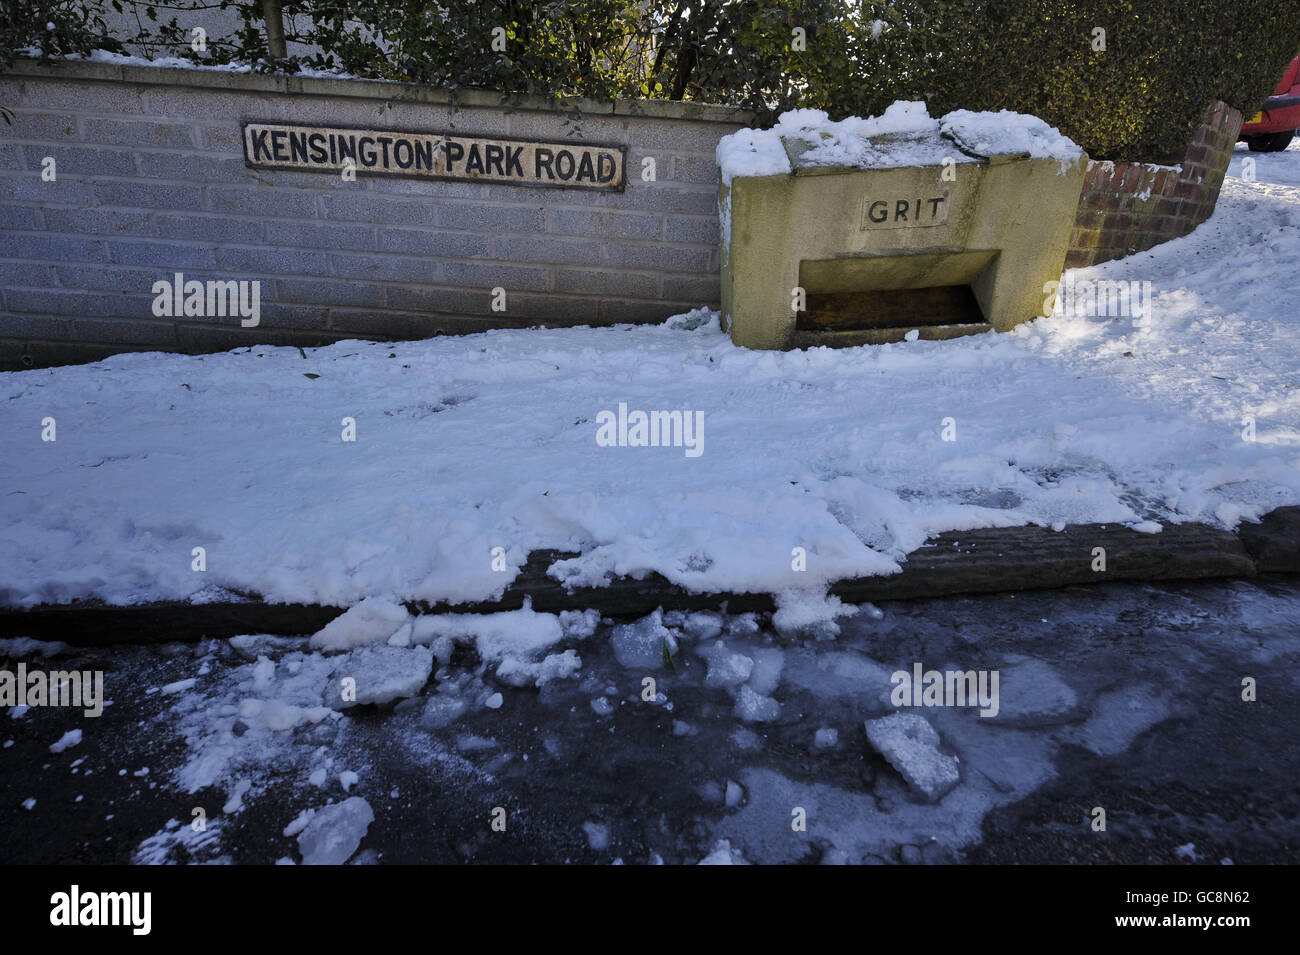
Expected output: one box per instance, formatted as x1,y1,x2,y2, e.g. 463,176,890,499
1065,100,1243,269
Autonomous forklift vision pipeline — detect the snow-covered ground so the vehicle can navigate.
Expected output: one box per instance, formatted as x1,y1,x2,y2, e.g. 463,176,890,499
3,142,1300,866
2,143,1299,621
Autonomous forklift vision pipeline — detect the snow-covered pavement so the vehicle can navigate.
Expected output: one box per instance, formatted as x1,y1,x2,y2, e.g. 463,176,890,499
3,144,1300,617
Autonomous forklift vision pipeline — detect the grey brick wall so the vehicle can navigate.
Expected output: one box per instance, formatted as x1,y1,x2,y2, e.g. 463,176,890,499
0,60,750,370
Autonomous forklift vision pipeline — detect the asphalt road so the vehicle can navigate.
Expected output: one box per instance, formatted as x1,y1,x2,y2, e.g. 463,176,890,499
2,576,1297,864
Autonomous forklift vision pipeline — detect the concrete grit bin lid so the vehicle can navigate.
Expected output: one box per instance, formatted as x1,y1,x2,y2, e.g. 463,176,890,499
716,102,1088,349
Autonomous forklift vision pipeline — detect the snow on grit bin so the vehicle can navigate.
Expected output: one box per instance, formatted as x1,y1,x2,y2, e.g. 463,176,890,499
716,105,1088,348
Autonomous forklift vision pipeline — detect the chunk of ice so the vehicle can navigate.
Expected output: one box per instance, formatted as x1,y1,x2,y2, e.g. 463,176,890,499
297,797,374,865
864,713,960,802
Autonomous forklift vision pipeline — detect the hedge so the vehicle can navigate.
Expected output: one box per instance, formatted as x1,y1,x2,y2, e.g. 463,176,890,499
831,0,1300,162
3,1,1299,161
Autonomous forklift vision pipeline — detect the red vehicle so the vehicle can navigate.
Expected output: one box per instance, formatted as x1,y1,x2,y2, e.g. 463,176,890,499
1240,54,1300,151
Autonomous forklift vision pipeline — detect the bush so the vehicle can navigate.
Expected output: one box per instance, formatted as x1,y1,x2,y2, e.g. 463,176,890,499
0,0,124,71
4,1,1298,161
820,1,1300,162
292,0,652,101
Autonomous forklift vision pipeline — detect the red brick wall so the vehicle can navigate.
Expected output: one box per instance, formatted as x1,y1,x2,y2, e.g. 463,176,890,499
1065,100,1243,268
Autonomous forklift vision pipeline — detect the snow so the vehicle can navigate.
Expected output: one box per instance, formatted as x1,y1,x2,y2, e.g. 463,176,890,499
3,132,1300,630
296,796,374,865
27,49,359,82
239,697,330,732
227,634,297,662
610,609,678,669
85,49,255,73
700,641,753,688
0,637,70,657
697,838,749,864
582,821,610,850
222,777,251,813
940,109,1084,171
864,713,961,802
454,733,496,752
1,296,1292,615
250,656,274,692
170,648,342,797
49,728,81,753
152,610,581,832
310,598,411,652
813,727,839,750
716,101,1082,184
559,609,601,639
282,807,315,837
681,611,724,640
409,607,574,687
133,816,223,864
724,780,744,808
747,646,783,692
734,684,780,723
715,128,792,185
772,590,855,638
330,645,433,708
420,695,467,730
497,648,580,685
